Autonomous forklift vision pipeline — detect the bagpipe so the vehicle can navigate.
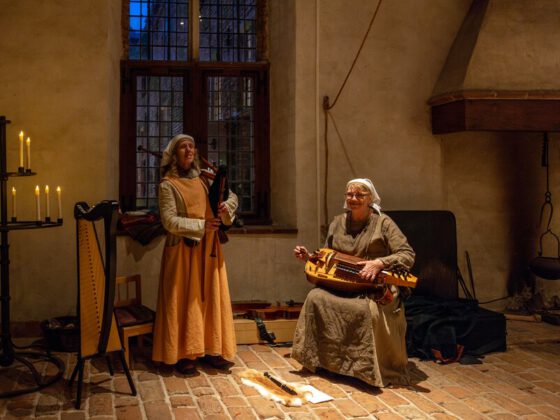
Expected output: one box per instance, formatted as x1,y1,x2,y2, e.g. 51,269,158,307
305,248,418,303
199,155,231,243
138,145,231,253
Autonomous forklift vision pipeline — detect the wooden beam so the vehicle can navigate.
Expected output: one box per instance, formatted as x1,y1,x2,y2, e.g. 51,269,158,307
189,0,200,61
431,98,560,134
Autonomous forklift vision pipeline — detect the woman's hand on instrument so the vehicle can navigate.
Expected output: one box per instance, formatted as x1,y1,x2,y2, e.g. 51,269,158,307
205,217,221,232
357,259,385,282
294,246,310,262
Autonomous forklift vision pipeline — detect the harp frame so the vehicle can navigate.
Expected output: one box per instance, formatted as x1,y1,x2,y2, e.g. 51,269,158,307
68,200,136,409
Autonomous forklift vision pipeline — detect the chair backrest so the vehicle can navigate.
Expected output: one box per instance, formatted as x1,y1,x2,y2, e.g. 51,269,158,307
115,275,142,308
385,210,459,300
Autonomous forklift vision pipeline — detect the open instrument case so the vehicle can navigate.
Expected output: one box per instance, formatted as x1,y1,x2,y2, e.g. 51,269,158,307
232,301,303,345
386,210,507,359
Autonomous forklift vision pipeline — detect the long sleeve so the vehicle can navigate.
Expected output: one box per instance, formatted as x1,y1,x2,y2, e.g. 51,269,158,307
221,189,238,226
159,181,205,242
378,217,415,271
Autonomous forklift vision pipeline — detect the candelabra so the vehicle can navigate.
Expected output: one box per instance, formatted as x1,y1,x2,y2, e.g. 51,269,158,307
0,116,64,397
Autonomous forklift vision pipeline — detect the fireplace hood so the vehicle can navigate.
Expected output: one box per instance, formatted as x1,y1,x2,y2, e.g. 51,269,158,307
429,0,560,134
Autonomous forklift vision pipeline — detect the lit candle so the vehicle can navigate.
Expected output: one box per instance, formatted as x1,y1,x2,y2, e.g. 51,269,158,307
35,185,40,221
45,185,50,219
12,187,16,219
18,131,24,168
26,137,31,170
56,186,62,220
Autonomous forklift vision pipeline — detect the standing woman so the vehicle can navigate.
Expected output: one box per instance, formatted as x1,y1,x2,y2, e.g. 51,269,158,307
293,178,414,387
153,134,238,374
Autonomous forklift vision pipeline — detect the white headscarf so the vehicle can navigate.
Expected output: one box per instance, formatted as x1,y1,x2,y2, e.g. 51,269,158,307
343,178,382,214
160,134,196,177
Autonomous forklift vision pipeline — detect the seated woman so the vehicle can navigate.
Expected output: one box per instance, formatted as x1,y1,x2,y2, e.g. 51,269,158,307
292,178,415,387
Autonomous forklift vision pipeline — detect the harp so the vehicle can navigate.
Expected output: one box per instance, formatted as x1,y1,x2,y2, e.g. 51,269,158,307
68,201,136,408
305,248,418,294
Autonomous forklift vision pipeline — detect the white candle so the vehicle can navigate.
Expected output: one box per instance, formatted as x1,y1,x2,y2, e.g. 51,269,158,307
26,137,31,170
18,131,24,168
45,185,50,219
35,185,40,221
12,187,16,218
56,186,62,220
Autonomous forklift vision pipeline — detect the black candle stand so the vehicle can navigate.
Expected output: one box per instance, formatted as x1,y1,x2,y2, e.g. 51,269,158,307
0,116,64,398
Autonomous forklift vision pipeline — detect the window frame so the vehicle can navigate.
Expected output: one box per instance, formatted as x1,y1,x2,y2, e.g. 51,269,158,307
119,59,271,224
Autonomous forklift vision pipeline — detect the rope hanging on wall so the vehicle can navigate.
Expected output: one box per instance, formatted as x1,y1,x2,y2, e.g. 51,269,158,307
321,0,383,228
529,132,560,280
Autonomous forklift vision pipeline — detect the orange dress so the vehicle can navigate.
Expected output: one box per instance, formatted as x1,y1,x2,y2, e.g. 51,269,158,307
152,176,236,364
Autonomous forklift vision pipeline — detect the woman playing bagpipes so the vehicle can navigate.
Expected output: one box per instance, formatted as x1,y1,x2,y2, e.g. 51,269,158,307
152,134,238,374
292,178,415,387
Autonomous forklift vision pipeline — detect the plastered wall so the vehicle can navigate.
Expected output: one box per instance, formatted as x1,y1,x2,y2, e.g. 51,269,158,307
0,0,121,321
466,0,560,91
2,0,556,321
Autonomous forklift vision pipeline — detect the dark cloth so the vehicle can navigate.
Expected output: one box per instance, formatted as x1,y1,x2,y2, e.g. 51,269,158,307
123,221,166,245
118,213,166,245
404,295,480,360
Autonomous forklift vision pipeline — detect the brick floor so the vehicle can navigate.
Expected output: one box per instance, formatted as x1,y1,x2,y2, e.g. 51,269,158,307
0,319,559,419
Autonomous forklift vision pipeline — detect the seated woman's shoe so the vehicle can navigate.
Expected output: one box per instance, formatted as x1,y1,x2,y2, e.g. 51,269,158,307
201,355,233,369
175,359,197,375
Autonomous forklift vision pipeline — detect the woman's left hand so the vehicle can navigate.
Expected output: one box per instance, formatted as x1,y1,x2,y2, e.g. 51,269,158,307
356,259,385,282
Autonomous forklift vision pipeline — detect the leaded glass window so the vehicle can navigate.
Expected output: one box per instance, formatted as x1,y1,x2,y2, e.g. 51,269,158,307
200,0,257,62
135,76,184,209
129,0,189,60
207,76,255,212
121,0,270,223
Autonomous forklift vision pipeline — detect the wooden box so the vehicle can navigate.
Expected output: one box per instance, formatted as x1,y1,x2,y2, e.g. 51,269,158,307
234,319,298,345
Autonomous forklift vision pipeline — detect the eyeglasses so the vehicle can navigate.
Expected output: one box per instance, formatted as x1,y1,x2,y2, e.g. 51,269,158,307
345,192,370,199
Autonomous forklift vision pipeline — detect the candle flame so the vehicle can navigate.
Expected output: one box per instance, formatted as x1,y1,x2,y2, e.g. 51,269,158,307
12,187,16,195
35,185,39,195
45,185,49,194
56,186,61,193
26,137,31,145
19,131,24,139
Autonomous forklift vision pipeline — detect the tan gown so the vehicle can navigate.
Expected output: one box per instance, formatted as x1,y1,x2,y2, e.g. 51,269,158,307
152,176,236,364
292,212,415,387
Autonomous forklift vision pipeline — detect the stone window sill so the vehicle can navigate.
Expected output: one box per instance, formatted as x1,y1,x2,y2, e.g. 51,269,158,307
228,225,298,235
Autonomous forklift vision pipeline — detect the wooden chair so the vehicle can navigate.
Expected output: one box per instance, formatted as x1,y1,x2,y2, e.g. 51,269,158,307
114,275,155,367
